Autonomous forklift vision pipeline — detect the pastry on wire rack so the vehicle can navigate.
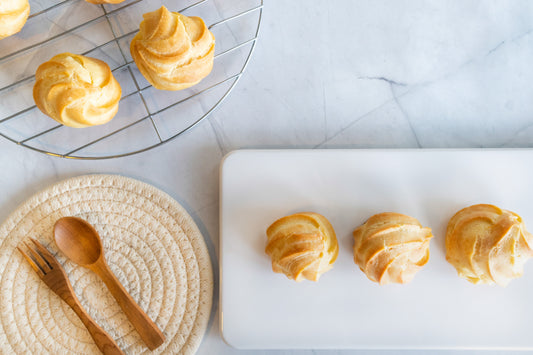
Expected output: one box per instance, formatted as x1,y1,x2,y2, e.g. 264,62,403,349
130,6,215,91
265,212,338,282
353,212,433,285
446,204,533,286
33,53,122,128
0,0,30,39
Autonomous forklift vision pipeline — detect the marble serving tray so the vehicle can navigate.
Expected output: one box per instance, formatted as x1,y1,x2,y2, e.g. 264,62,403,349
220,149,533,350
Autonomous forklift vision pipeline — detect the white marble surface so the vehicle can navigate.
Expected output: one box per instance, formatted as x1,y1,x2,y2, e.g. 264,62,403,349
1,0,533,354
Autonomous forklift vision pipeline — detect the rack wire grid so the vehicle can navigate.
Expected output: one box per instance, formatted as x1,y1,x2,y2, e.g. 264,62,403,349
0,0,263,159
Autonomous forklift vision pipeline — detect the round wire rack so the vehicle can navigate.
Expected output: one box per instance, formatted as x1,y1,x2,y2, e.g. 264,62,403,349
0,0,262,159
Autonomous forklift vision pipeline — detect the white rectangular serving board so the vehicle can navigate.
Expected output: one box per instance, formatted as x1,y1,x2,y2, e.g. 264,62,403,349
219,149,533,350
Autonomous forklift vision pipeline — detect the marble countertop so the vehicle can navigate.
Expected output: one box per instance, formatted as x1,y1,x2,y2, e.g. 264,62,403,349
1,0,533,354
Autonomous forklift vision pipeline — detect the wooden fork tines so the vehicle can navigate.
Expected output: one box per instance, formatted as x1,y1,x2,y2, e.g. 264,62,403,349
17,238,124,355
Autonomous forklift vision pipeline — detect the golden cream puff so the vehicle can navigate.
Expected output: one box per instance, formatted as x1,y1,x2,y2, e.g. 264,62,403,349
33,53,121,128
353,212,433,285
0,0,30,39
266,212,338,282
446,204,533,286
130,6,215,91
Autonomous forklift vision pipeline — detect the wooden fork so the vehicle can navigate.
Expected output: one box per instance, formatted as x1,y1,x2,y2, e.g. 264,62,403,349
17,238,124,355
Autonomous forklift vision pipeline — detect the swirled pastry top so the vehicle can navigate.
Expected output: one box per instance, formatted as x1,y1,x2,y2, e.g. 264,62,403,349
445,204,533,286
0,0,29,39
265,212,338,282
33,53,121,128
353,212,433,285
130,6,215,91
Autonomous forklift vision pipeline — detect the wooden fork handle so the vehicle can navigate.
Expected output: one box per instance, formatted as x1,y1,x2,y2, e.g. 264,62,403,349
93,261,165,350
58,287,124,355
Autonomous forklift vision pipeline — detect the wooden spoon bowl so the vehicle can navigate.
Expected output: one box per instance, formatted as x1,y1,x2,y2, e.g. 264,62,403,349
54,217,102,265
54,216,166,350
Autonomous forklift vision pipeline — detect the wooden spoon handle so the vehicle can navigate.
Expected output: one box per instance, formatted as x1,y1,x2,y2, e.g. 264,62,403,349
93,261,165,350
61,290,124,355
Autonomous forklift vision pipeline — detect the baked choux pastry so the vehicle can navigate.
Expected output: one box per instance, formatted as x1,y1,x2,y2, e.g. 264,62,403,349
446,204,533,286
33,53,121,128
0,0,30,39
353,212,433,285
130,6,215,91
266,212,338,282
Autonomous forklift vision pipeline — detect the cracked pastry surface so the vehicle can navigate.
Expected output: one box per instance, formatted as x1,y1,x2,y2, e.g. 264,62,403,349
265,212,338,282
446,204,533,286
353,212,433,285
0,0,29,39
130,6,215,91
33,53,121,128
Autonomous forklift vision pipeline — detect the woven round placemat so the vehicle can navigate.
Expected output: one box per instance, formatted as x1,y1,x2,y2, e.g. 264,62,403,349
0,174,213,354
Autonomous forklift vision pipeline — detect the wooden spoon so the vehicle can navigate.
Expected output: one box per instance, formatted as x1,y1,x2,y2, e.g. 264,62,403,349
54,216,166,350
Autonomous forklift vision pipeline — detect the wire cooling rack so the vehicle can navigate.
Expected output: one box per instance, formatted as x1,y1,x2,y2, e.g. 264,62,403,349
0,0,262,159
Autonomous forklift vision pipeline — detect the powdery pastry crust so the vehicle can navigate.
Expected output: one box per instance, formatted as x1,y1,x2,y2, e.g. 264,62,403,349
33,53,121,128
446,204,533,286
353,212,433,285
0,0,29,39
130,6,215,91
266,212,338,282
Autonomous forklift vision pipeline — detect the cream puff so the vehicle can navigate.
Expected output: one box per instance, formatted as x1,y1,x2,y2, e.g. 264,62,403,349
130,6,215,91
446,204,533,286
353,212,433,285
0,0,30,39
266,212,338,282
33,53,121,128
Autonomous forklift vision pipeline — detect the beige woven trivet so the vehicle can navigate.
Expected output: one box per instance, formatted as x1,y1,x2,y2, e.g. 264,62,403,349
0,174,213,354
